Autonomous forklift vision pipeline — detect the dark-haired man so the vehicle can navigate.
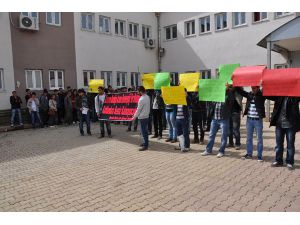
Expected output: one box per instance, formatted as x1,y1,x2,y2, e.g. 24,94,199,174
76,89,91,136
10,91,23,127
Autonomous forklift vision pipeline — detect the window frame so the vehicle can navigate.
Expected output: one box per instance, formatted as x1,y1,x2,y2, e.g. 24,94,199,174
128,22,139,39
116,71,127,87
99,15,111,34
142,25,151,40
25,69,43,90
49,70,64,90
81,12,95,31
21,12,39,19
232,12,246,27
46,12,61,26
100,71,113,88
200,69,211,79
83,70,96,87
274,12,292,19
0,69,4,91
199,16,211,34
130,72,140,87
252,12,268,23
185,20,196,37
115,19,126,36
274,64,288,69
215,12,228,31
170,72,179,86
165,24,178,41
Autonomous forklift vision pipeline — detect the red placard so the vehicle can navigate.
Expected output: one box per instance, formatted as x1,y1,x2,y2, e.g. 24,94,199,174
262,68,300,97
232,65,266,87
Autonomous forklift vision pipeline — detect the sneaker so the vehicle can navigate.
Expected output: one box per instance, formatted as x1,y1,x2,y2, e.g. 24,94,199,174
201,151,211,156
257,157,263,162
271,161,283,167
287,164,294,170
241,154,252,160
165,138,172,142
217,152,224,158
139,146,148,151
235,145,241,150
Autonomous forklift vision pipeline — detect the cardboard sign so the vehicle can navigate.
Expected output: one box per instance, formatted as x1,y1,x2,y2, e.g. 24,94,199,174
88,79,104,93
99,92,140,121
179,73,201,92
154,72,170,90
232,65,266,87
142,73,156,89
262,68,300,97
219,63,240,85
161,86,187,105
199,79,226,102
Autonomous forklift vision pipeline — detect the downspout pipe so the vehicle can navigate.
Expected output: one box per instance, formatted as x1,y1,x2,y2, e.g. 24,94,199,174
155,12,161,72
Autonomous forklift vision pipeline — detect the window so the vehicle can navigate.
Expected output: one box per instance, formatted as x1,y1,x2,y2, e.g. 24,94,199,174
215,13,227,30
275,12,291,18
165,25,177,40
142,25,151,39
185,20,195,36
81,13,94,31
83,71,95,87
46,12,61,26
21,12,38,18
130,72,140,87
199,16,210,33
233,12,246,27
274,64,288,69
200,70,211,79
253,12,268,22
115,19,126,36
25,70,43,90
129,23,139,39
99,16,110,34
0,69,4,90
116,72,127,87
101,71,112,88
49,70,64,90
170,72,179,85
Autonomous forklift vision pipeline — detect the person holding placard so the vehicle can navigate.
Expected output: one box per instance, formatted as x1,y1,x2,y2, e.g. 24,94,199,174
151,90,165,140
236,86,266,162
201,84,234,158
76,89,91,136
269,97,300,170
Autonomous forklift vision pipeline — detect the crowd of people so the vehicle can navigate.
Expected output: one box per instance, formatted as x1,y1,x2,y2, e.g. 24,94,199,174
9,82,300,170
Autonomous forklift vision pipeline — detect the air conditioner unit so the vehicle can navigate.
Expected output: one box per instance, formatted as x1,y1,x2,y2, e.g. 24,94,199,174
19,15,39,31
144,38,155,49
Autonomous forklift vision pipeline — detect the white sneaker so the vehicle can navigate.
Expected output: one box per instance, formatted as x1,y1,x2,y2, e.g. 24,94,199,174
217,152,224,158
201,151,211,156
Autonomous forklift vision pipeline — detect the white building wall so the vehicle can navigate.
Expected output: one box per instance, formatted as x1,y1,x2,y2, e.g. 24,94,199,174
291,51,300,67
160,12,296,76
0,12,15,110
74,12,158,89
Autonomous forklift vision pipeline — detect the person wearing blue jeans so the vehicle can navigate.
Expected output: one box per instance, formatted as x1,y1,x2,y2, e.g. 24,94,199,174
165,104,177,143
10,91,23,127
76,89,91,136
139,118,149,148
246,118,263,159
201,84,234,158
27,92,43,128
79,113,91,135
176,116,190,150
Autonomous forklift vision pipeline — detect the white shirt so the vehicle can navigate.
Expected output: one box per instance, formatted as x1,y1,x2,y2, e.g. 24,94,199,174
31,100,37,112
134,94,150,119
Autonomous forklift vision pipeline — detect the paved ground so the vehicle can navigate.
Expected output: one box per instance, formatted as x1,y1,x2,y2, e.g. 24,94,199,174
0,118,300,212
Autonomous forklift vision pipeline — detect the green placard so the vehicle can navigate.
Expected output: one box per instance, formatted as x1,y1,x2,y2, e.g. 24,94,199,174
154,72,170,90
199,79,226,102
219,63,240,84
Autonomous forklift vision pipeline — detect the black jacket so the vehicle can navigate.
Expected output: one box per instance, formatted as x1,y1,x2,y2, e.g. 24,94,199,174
191,92,206,113
10,96,22,109
269,97,300,131
237,88,266,118
208,89,234,120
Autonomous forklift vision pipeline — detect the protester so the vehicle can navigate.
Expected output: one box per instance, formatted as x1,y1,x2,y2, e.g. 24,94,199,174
27,92,43,128
25,88,31,104
151,90,164,140
201,83,234,158
57,88,65,124
95,86,112,138
10,90,23,127
191,91,206,144
108,85,114,94
237,86,266,162
133,86,151,151
146,89,154,135
72,89,78,124
268,97,300,170
227,86,243,150
39,89,49,127
165,104,177,143
174,89,191,152
76,89,91,136
48,94,57,127
64,90,73,125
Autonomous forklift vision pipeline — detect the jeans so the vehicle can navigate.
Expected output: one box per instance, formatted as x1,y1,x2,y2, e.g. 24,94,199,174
100,120,111,136
148,112,152,134
275,126,296,165
176,118,190,148
153,109,163,137
128,118,138,131
166,110,177,140
246,118,263,158
11,108,23,125
192,111,205,141
228,112,241,146
140,118,149,147
206,119,229,154
30,111,42,128
79,113,91,135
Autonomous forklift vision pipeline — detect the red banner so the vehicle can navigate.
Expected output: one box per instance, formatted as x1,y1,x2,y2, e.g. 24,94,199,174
232,65,266,87
263,68,300,97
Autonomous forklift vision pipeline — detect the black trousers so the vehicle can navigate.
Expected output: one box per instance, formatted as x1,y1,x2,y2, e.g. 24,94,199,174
192,111,205,141
39,109,49,125
152,109,163,137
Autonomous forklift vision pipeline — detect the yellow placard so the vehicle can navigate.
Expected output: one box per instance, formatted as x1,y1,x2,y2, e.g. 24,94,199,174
179,72,201,92
142,73,156,89
161,86,187,105
88,79,104,93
